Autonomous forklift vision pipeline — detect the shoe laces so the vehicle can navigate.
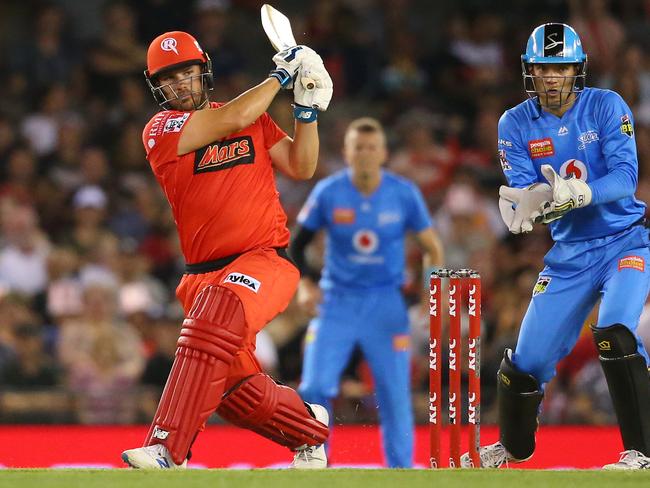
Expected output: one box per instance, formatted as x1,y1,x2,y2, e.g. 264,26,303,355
296,445,318,462
617,450,649,465
482,443,509,468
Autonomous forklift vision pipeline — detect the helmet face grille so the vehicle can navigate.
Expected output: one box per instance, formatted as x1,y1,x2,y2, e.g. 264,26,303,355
520,23,588,108
145,69,213,111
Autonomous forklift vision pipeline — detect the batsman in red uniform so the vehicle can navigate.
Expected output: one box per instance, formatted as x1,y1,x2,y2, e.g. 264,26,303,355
121,31,333,469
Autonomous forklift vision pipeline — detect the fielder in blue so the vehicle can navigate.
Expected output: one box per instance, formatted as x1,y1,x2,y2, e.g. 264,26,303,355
462,23,650,470
290,117,443,468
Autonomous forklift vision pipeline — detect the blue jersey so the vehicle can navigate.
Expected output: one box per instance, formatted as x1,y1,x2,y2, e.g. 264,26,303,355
498,87,646,242
297,169,432,290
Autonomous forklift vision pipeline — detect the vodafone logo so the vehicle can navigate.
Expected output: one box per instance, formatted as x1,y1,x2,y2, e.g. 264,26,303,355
160,37,179,55
560,159,588,181
352,229,378,254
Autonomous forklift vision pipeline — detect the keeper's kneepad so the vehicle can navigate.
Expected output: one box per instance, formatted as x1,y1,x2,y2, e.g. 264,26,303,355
145,286,247,464
592,324,650,454
497,349,543,461
217,373,329,449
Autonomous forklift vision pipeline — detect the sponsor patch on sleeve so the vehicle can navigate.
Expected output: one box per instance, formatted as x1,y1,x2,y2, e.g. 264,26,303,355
532,276,551,297
393,334,410,351
498,149,511,171
333,208,355,224
618,255,645,272
620,114,634,138
163,113,190,133
528,138,555,159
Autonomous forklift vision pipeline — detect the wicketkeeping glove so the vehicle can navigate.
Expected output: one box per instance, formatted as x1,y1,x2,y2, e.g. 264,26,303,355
531,164,592,224
499,183,553,234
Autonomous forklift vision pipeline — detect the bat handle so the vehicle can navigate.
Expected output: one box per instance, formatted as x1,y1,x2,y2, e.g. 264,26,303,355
301,77,316,90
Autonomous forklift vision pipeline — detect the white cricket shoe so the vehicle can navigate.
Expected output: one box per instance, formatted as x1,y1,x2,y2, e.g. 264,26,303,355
603,450,650,470
290,403,329,469
121,443,187,469
460,441,519,468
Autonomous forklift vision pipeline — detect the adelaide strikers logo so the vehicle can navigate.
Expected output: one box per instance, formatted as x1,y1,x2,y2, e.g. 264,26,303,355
352,229,379,254
559,159,588,181
160,37,179,54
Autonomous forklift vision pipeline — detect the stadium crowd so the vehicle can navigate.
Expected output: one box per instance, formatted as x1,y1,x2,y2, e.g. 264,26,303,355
1,0,650,429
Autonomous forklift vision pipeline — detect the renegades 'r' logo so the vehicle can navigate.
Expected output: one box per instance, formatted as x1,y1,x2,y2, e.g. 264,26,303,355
194,136,255,173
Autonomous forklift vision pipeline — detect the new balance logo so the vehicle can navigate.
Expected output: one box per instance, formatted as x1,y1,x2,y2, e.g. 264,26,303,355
224,272,261,293
152,426,169,440
156,458,170,468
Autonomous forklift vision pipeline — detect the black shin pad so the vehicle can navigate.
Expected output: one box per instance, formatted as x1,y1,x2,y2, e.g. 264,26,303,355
592,324,650,454
498,349,544,460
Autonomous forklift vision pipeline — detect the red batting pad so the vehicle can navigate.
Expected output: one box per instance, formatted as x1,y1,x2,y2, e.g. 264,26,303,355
218,373,329,449
145,286,246,464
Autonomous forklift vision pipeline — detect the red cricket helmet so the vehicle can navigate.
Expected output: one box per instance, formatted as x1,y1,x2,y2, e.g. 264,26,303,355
144,31,214,110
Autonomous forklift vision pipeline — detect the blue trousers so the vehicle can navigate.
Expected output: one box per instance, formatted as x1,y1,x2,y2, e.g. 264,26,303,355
298,286,413,468
514,224,650,385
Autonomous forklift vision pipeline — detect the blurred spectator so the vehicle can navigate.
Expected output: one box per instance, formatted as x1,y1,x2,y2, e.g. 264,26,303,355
192,0,248,99
0,146,38,205
20,85,77,158
58,282,144,423
45,246,83,323
570,0,625,81
86,1,147,101
389,109,459,208
0,203,50,297
0,324,59,388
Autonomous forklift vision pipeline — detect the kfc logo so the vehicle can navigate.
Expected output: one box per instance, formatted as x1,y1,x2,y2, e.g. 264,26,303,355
160,37,178,54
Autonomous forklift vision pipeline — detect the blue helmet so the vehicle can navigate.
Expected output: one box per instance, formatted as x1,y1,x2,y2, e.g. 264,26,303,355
521,23,588,105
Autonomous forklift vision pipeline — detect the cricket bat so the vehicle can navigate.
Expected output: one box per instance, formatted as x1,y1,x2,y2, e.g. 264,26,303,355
261,4,316,90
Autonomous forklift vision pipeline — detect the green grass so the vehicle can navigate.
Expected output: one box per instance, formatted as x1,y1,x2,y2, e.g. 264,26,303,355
1,469,650,488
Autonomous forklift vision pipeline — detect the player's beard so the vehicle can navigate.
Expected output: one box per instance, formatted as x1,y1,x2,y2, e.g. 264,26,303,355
168,88,206,111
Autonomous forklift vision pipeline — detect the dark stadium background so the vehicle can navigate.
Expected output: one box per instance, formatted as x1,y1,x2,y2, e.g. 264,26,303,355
0,0,649,468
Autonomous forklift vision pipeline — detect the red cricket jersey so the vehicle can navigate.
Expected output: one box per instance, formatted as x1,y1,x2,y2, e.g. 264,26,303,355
142,102,289,264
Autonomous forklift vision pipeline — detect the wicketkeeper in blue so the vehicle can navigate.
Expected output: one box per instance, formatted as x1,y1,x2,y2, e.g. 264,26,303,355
462,23,650,470
290,117,444,468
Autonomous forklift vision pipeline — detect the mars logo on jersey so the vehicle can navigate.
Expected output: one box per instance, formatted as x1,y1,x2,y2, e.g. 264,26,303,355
528,138,554,159
194,136,255,173
560,159,588,181
353,229,379,254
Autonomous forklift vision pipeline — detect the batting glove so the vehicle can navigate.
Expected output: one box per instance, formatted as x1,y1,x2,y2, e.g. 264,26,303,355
270,45,317,89
293,61,333,114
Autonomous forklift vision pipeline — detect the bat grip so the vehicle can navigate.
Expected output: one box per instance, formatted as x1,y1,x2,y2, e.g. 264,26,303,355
301,77,316,90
